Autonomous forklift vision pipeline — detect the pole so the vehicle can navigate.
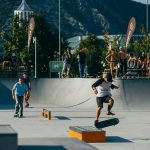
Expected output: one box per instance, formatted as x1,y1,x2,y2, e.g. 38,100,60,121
58,0,61,78
59,0,61,61
146,0,149,33
33,37,37,78
146,0,149,52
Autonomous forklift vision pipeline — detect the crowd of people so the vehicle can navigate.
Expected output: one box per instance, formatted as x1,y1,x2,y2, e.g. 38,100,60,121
105,47,150,78
61,47,87,78
61,47,150,78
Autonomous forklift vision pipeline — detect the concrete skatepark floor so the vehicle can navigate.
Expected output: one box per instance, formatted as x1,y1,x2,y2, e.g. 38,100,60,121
0,78,150,150
0,106,150,150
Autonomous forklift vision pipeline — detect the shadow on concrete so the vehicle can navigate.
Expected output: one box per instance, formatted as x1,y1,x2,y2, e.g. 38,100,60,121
18,137,98,150
0,82,14,109
106,136,133,143
0,105,14,109
18,146,67,150
55,116,95,120
70,116,95,119
55,116,71,120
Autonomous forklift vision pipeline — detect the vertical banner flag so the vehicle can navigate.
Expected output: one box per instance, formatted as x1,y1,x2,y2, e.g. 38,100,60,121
28,17,35,53
125,17,136,48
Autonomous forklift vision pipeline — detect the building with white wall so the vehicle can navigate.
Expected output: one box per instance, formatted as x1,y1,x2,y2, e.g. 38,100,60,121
14,0,33,21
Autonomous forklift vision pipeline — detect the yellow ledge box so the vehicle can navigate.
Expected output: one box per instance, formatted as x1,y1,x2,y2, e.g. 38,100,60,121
69,126,106,143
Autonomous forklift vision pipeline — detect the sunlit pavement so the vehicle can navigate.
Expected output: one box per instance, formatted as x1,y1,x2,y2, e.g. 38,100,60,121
0,105,150,150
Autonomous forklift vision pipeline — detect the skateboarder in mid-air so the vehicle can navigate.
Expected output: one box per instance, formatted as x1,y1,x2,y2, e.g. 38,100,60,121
92,73,119,124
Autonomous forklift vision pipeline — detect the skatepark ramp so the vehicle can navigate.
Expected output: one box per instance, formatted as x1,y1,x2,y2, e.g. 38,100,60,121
0,78,150,110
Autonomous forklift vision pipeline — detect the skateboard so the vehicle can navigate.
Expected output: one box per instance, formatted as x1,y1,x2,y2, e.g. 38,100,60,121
95,118,119,129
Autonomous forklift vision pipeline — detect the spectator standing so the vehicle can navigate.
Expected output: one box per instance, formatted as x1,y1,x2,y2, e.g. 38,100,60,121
12,77,28,118
61,48,72,78
22,72,31,107
105,49,119,78
77,48,87,77
118,47,127,76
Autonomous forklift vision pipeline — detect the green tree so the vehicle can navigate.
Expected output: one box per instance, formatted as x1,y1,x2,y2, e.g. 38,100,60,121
140,24,150,53
29,13,68,77
132,25,150,54
1,15,28,60
72,34,107,77
1,13,67,77
103,31,120,52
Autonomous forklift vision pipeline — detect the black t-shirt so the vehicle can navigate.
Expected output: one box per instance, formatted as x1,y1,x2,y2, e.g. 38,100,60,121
23,77,30,88
63,53,72,64
139,55,146,62
78,52,86,64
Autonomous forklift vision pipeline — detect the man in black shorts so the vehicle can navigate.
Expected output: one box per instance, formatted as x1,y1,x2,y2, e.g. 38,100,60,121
92,73,119,124
22,72,31,107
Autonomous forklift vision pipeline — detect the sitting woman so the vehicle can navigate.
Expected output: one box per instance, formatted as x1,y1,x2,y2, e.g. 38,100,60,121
128,53,137,69
146,53,150,76
137,51,147,69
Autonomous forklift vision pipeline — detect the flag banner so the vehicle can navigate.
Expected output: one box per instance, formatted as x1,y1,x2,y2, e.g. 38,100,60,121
125,17,136,48
28,17,35,52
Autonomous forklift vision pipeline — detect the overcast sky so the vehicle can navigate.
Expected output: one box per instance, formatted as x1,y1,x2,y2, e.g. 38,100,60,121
132,0,149,4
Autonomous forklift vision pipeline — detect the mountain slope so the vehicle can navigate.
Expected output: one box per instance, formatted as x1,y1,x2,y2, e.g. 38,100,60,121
0,0,148,38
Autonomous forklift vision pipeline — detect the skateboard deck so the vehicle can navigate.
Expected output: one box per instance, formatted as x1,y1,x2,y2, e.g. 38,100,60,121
95,118,119,129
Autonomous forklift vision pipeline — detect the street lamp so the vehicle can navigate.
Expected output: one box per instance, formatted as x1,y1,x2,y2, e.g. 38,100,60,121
146,0,149,33
33,37,37,78
59,0,61,61
146,0,149,52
